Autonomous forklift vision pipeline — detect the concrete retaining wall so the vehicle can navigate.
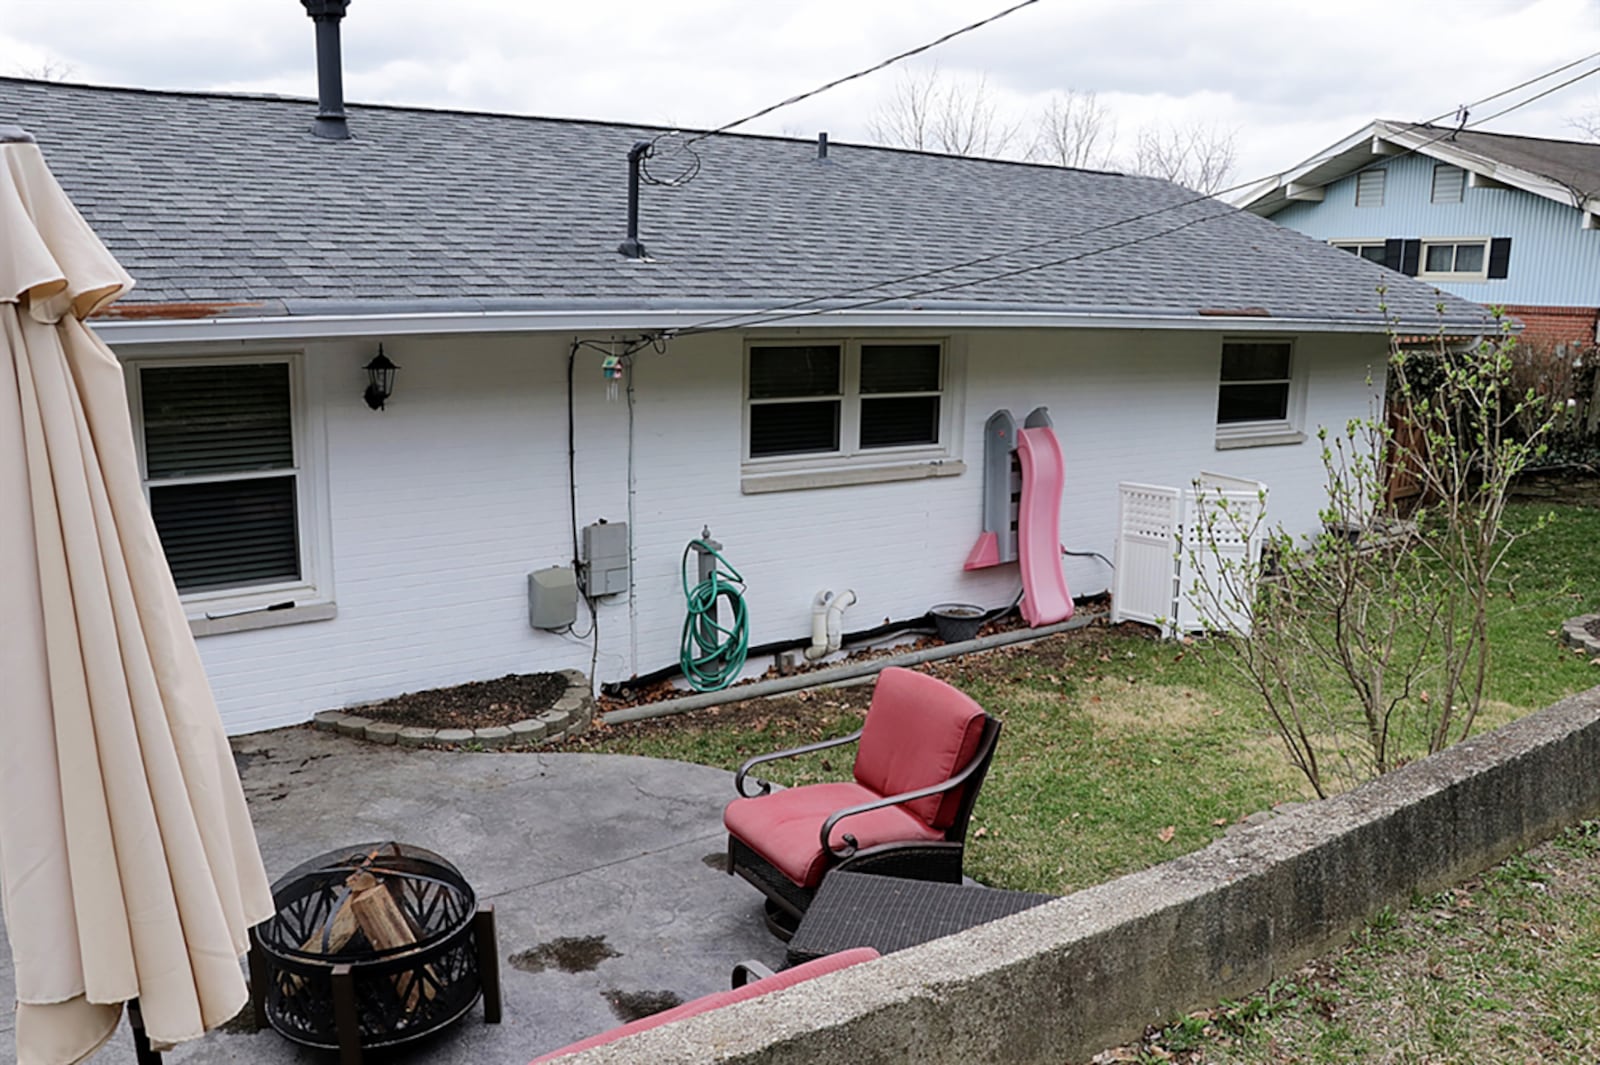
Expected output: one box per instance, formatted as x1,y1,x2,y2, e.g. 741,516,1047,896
559,684,1600,1064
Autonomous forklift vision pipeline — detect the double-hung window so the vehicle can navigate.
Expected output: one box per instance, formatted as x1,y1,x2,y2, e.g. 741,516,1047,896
743,340,958,491
1419,239,1488,280
132,355,328,625
1215,339,1304,447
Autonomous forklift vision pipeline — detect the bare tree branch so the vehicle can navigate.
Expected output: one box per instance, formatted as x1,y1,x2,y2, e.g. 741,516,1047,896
1030,90,1117,169
867,66,1021,159
1130,120,1237,194
10,59,76,82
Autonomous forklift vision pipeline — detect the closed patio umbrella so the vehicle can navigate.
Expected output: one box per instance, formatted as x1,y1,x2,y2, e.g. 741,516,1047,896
0,128,274,1063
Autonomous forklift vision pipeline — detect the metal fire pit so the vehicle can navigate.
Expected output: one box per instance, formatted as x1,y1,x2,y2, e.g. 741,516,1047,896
248,842,501,1064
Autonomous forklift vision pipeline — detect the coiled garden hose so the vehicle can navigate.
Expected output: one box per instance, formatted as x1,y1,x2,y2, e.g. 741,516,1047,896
680,539,750,692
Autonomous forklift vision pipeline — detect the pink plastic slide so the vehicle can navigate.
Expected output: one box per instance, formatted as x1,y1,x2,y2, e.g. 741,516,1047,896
1015,426,1075,627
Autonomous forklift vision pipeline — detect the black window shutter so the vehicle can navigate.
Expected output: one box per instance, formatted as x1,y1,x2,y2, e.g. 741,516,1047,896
1383,239,1404,272
1400,239,1421,277
1487,237,1512,279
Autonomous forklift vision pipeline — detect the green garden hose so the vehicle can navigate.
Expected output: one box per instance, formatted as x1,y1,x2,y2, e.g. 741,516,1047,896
680,539,750,692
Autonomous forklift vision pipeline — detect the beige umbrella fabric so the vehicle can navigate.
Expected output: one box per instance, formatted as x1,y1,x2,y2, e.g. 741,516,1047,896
0,130,275,1064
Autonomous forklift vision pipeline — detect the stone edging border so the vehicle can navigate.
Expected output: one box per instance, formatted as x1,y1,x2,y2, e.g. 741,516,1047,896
1561,614,1600,657
312,668,594,748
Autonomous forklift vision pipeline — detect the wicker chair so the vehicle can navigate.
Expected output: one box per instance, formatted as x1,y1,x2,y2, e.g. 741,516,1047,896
723,667,1002,939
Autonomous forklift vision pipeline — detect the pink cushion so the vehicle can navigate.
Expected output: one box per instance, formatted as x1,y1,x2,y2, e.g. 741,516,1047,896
723,781,944,888
853,667,988,828
528,948,882,1063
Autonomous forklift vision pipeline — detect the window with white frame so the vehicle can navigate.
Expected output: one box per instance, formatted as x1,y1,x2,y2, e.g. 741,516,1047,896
1216,339,1301,443
134,357,319,606
1355,169,1386,207
1332,240,1387,265
745,341,947,463
1419,239,1488,280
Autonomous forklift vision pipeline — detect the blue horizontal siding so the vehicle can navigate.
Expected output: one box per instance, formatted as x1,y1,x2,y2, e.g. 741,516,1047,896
1272,153,1600,307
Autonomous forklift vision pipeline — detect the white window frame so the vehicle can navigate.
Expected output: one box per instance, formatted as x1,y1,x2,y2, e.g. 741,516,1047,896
126,350,335,635
1214,337,1307,450
1331,239,1388,264
1417,237,1490,281
740,337,966,493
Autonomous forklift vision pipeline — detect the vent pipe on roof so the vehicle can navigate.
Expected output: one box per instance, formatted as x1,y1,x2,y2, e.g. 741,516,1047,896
301,0,352,140
817,132,829,161
617,140,652,260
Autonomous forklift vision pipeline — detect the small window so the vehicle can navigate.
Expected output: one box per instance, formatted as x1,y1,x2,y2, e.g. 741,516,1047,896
1431,164,1465,204
744,341,947,463
1217,341,1293,425
1418,239,1488,280
1332,241,1387,264
1355,169,1386,207
140,362,302,594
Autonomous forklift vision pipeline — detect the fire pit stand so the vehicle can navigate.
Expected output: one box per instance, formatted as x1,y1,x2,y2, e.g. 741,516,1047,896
248,842,501,1064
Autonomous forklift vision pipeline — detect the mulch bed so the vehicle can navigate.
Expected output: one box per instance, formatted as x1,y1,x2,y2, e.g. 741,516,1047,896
356,672,567,730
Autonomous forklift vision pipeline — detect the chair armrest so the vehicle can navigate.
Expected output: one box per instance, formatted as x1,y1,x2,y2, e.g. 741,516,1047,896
733,729,863,798
730,960,775,988
819,722,997,858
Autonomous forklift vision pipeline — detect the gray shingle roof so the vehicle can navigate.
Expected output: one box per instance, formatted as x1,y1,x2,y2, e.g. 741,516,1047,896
1414,124,1600,196
1,78,1493,332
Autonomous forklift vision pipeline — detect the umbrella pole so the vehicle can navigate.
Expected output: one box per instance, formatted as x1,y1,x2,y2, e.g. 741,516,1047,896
128,999,163,1064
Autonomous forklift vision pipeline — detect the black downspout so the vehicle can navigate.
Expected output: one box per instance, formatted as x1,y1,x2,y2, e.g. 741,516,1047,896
617,140,652,259
301,0,352,140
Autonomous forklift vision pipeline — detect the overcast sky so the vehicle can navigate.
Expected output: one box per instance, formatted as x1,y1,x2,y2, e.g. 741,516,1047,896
5,0,1600,185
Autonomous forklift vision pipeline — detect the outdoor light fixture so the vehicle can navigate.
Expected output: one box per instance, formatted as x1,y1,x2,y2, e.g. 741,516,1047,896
363,346,398,410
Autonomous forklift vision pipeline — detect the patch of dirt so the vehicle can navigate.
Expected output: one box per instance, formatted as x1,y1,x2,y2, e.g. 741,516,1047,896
561,615,1136,752
356,672,567,730
593,604,1068,714
509,935,621,974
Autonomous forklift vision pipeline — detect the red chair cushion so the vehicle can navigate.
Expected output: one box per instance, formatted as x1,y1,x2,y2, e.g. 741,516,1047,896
528,948,881,1063
723,781,944,888
852,667,988,829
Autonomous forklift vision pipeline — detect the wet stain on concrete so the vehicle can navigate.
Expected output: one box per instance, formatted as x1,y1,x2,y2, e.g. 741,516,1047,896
701,852,728,872
509,935,621,973
603,988,684,1022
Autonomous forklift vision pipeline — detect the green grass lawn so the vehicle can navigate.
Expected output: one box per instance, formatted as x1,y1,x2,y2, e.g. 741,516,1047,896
573,501,1599,897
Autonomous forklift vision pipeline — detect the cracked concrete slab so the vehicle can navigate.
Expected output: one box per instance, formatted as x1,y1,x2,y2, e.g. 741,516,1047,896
0,726,782,1063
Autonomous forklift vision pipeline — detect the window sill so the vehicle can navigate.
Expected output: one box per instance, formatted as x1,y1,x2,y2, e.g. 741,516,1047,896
741,458,966,494
1214,430,1307,450
189,601,337,637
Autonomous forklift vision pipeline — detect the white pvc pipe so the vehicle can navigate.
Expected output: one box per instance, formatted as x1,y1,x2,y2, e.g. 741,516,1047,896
803,590,834,661
824,589,857,654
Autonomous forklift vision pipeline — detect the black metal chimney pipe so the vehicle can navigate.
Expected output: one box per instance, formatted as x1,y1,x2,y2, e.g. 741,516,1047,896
617,140,652,260
301,0,352,140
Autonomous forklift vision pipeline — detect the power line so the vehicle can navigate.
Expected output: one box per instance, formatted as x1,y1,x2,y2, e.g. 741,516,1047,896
662,52,1600,339
683,0,1044,146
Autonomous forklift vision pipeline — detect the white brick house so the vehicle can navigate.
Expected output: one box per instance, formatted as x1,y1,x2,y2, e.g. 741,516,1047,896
2,78,1494,734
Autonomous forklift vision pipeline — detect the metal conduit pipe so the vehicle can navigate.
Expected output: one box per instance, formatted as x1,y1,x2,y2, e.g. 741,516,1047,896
602,612,1096,725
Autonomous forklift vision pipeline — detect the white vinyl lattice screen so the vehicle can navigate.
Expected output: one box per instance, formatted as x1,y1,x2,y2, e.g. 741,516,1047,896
1110,473,1267,636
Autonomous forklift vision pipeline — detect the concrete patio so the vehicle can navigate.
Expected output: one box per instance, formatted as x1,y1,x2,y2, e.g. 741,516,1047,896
0,726,784,1064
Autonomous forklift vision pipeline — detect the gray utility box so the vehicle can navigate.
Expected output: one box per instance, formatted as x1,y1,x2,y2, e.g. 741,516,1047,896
582,521,629,597
528,566,578,629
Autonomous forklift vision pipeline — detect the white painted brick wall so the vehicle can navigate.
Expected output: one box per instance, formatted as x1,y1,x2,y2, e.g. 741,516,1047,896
126,327,1386,734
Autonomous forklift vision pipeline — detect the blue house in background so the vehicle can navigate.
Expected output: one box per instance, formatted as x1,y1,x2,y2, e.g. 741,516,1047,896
1240,121,1600,348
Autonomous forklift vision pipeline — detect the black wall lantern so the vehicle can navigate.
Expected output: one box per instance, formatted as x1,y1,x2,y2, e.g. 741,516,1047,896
363,346,398,410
